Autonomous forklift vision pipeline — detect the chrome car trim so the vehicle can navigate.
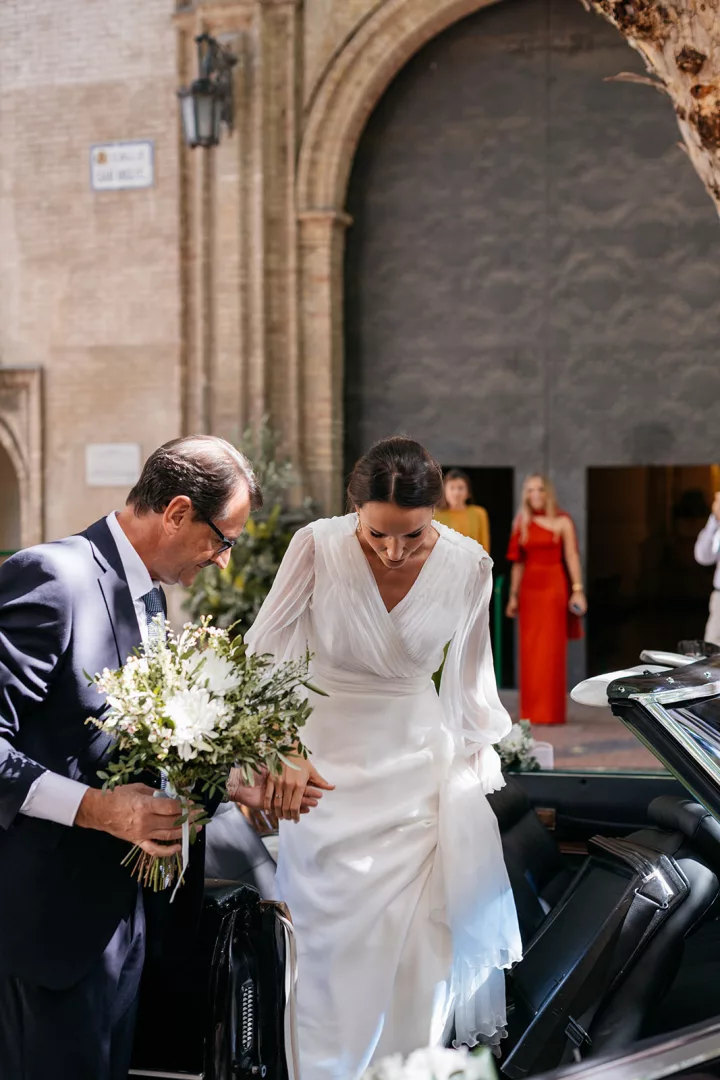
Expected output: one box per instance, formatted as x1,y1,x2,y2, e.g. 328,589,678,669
535,1017,720,1078
628,679,720,706
638,650,699,669
128,1071,203,1079
627,698,720,792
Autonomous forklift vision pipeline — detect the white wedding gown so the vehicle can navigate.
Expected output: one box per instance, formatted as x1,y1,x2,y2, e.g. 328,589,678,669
245,515,522,1080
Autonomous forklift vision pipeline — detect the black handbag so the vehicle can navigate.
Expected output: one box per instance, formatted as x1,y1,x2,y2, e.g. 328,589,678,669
130,880,300,1080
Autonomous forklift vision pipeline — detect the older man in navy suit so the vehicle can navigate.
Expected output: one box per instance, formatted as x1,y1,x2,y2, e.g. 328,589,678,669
0,435,325,1080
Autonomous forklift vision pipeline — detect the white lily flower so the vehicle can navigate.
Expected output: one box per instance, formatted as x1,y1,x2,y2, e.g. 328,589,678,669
190,647,242,696
164,689,227,761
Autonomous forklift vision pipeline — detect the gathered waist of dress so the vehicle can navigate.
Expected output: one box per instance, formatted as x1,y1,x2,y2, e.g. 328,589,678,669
523,550,566,568
310,663,433,698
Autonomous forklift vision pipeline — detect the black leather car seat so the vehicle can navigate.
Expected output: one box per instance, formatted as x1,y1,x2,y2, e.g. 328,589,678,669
588,797,720,1055
648,795,720,865
500,795,720,1076
488,776,574,945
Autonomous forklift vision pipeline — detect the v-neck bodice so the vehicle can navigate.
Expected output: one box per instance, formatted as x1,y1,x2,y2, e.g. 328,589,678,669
309,515,464,683
351,516,443,618
246,514,505,700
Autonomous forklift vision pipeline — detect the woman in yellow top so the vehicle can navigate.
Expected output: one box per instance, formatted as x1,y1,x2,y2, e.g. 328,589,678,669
435,468,491,552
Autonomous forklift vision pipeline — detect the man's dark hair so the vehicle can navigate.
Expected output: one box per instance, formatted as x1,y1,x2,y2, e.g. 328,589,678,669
127,435,263,521
347,436,443,509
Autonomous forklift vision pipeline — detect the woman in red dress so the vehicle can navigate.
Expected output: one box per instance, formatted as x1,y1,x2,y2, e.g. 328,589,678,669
505,475,587,725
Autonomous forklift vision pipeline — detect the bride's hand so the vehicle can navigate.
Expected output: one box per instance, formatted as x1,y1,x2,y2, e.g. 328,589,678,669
228,766,327,825
264,755,335,823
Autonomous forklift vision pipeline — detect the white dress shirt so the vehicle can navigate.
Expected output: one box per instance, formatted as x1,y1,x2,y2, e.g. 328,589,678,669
19,512,157,827
695,514,720,590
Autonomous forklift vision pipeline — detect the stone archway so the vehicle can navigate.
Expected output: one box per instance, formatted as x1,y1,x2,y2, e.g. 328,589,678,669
0,440,21,553
0,369,43,548
296,0,503,510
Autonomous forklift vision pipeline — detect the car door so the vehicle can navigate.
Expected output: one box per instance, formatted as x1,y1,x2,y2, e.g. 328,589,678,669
534,1016,720,1079
510,770,686,855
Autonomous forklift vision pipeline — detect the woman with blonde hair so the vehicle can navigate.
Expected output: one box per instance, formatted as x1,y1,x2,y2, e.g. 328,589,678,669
505,474,587,725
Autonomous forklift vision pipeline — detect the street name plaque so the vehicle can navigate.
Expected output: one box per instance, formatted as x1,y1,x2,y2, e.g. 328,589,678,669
90,141,154,191
85,443,142,487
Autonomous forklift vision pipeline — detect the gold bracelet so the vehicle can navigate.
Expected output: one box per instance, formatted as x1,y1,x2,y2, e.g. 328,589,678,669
572,583,584,592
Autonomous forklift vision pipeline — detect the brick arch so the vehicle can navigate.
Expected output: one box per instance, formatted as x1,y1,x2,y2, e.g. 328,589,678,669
0,426,23,552
0,369,43,548
296,0,504,510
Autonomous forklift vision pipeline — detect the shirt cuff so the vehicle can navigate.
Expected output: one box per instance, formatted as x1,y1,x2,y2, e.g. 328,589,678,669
19,771,89,827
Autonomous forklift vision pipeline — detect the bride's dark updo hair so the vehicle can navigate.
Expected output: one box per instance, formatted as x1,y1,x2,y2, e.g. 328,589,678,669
347,437,444,509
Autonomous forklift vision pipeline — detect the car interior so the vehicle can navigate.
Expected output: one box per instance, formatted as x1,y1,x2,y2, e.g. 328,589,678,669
492,773,720,1077
132,644,720,1080
490,641,720,1077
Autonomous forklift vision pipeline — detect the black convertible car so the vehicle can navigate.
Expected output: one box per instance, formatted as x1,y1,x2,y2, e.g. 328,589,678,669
130,642,720,1080
500,641,720,1080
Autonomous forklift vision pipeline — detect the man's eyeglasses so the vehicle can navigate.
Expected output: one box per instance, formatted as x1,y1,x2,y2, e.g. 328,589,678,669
206,518,237,556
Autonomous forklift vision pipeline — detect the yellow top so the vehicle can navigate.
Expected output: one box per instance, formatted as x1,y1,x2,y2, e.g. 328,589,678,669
434,505,491,553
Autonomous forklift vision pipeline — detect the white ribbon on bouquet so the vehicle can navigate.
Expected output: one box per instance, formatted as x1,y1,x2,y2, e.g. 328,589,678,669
155,774,190,903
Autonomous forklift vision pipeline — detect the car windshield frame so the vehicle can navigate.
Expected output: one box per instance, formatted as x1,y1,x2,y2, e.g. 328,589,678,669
608,671,720,825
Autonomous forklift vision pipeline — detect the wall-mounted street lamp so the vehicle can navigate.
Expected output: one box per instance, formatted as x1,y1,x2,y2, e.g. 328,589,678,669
178,33,237,149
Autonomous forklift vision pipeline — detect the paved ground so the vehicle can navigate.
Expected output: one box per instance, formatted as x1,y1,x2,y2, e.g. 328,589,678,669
498,689,663,772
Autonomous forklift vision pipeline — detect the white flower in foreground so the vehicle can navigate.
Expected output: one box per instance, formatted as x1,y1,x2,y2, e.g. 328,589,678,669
189,647,242,696
363,1046,496,1080
164,689,226,761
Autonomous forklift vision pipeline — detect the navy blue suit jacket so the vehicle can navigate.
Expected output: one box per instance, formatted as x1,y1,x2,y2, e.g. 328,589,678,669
0,518,196,988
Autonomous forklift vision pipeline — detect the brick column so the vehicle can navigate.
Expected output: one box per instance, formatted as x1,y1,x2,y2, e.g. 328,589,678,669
177,0,302,465
298,209,352,513
256,0,303,468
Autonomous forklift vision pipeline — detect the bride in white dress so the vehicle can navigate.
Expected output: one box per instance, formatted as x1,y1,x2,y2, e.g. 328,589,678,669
245,437,522,1079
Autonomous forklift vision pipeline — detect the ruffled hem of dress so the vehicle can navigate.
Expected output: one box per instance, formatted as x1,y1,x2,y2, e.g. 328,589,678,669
448,950,522,1051
480,768,506,796
452,1025,507,1051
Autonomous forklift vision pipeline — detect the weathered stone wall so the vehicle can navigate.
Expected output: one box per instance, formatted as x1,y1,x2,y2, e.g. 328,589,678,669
343,0,720,680
1,0,718,577
344,0,720,520
0,0,183,539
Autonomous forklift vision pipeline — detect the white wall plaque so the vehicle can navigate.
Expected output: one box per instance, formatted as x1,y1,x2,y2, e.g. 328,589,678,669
90,141,154,191
85,444,142,487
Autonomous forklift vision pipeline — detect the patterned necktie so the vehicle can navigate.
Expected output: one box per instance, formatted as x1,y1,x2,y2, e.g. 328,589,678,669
141,587,166,647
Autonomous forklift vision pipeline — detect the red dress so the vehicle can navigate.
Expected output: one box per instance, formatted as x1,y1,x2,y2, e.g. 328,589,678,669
507,516,577,725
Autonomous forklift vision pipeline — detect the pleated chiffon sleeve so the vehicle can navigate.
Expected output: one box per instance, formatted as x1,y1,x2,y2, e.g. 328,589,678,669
243,524,315,663
440,550,511,794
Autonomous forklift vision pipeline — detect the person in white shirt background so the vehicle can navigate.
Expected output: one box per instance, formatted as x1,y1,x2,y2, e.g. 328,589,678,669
694,491,720,645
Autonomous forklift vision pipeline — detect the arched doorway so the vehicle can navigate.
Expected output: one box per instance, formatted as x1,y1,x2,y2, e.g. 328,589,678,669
0,441,21,555
342,0,720,681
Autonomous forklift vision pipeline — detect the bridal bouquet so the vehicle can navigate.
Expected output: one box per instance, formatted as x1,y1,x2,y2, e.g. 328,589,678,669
87,616,317,892
362,1047,497,1080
